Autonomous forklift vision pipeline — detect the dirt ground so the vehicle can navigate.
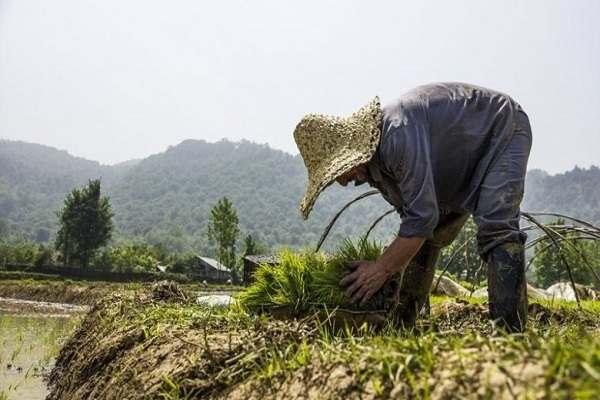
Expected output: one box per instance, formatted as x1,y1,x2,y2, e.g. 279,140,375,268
46,286,600,400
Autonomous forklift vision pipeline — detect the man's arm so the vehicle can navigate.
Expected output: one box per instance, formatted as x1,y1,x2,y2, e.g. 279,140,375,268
341,235,425,305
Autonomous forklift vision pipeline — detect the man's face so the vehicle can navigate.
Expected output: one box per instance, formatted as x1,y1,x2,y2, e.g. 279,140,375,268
336,165,369,187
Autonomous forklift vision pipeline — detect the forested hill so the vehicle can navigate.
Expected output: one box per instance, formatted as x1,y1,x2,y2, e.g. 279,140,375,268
1,139,598,253
0,139,395,252
523,167,600,222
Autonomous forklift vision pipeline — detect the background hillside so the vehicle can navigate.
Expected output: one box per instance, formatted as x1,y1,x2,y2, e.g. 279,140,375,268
0,139,397,253
1,139,599,254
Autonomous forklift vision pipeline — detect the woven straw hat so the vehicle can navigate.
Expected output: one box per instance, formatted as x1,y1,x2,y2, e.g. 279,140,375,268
293,97,382,219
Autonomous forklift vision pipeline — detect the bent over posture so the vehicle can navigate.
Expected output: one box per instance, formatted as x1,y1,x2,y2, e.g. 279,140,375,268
293,82,532,332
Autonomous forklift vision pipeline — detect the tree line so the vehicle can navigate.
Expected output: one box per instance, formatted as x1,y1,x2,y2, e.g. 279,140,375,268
0,179,266,284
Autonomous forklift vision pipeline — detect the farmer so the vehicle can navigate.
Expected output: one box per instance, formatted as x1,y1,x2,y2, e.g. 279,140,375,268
293,82,532,332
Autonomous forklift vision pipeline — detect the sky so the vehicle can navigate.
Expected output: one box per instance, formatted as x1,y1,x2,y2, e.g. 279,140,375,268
0,0,598,173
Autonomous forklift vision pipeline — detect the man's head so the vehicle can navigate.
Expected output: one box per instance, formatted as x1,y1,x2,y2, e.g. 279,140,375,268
335,164,369,187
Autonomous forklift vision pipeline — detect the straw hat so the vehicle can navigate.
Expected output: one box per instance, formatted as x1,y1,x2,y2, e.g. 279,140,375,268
293,97,382,219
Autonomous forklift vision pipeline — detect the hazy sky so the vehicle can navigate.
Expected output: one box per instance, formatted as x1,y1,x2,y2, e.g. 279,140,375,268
1,1,598,173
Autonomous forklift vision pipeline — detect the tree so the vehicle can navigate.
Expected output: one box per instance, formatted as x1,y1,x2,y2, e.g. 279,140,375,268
243,234,256,256
55,179,113,267
533,219,599,289
206,197,240,278
0,218,7,239
242,233,270,256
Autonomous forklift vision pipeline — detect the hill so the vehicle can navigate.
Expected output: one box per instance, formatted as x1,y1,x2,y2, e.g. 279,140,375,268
522,167,600,222
0,139,396,253
1,139,598,253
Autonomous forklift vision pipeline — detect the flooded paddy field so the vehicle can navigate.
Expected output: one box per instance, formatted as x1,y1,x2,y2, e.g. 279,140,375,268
0,298,83,400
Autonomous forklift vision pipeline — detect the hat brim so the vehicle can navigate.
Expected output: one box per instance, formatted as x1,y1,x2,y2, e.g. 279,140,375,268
296,97,382,220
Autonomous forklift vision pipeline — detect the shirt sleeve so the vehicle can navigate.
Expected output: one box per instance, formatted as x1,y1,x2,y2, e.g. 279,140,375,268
380,122,439,238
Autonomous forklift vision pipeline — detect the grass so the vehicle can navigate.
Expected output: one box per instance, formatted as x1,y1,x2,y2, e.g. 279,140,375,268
45,283,600,399
238,239,382,312
0,312,81,400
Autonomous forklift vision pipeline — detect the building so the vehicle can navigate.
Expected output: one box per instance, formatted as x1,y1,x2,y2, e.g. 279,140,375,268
189,256,232,283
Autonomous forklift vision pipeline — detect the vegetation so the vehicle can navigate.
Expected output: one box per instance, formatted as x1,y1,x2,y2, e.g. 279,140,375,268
532,218,600,289
0,241,52,266
0,240,193,278
55,179,114,267
207,197,240,280
238,239,382,312
0,139,406,253
242,233,270,257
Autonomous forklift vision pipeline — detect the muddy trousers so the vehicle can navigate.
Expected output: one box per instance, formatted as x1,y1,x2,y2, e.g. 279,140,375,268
393,213,528,332
393,212,469,328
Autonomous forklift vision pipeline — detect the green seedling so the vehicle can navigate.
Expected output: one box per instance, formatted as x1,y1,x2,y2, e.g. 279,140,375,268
238,238,382,312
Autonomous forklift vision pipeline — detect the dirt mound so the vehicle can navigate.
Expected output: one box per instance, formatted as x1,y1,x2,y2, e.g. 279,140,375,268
47,290,600,400
46,292,316,399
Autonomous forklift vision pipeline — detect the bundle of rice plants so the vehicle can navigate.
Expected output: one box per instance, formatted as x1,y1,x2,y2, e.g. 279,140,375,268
238,238,383,313
309,239,382,307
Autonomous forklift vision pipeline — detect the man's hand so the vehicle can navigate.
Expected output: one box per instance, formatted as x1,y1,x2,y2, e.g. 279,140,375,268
339,236,427,306
340,260,393,306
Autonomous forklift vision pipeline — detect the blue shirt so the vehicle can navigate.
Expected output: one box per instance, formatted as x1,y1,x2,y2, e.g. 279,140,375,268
367,82,529,238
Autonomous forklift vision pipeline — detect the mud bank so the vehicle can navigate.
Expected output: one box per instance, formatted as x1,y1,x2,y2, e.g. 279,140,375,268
0,281,118,305
0,296,88,315
0,280,241,306
46,287,600,400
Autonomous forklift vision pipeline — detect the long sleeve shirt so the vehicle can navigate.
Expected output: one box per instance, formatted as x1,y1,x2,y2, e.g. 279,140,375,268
366,82,528,238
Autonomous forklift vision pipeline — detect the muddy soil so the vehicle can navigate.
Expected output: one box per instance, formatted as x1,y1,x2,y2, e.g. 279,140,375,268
0,281,115,305
47,291,315,400
0,297,88,316
46,288,600,400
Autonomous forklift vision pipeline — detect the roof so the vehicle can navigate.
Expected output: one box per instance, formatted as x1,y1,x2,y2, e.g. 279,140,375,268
243,255,279,265
196,256,231,272
156,264,168,273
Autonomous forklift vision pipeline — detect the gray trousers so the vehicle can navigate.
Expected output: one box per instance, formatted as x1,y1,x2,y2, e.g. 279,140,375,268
473,110,532,257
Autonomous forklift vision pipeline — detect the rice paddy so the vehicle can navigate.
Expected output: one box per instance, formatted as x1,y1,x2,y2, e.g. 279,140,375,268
0,310,81,400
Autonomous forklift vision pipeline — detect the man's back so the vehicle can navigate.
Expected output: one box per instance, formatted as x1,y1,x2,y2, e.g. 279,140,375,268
375,82,530,216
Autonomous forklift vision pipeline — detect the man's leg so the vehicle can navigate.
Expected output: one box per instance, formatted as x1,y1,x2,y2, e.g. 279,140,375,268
474,115,532,332
392,212,469,327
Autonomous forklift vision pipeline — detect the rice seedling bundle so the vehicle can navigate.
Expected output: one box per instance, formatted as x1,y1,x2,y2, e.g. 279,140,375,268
238,239,383,313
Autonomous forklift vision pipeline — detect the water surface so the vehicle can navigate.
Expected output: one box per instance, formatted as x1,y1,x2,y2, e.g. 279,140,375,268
0,298,82,400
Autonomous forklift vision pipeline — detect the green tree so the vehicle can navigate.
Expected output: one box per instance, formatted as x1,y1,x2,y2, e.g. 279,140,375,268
207,197,240,280
0,218,7,240
242,233,270,256
55,179,113,267
243,234,257,256
533,219,599,289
